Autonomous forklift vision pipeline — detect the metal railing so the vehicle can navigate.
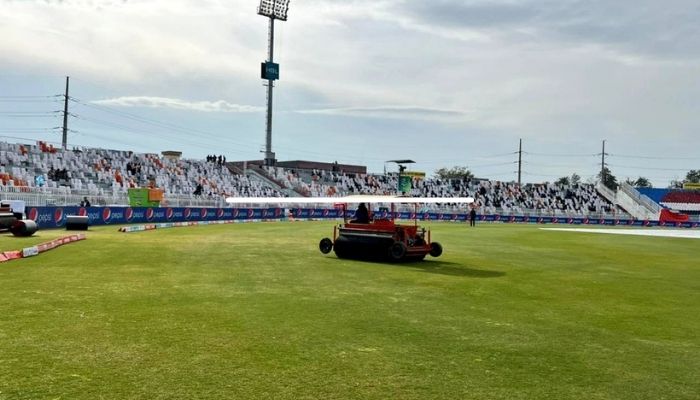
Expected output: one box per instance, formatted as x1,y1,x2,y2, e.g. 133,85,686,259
619,183,662,213
0,185,226,208
0,185,641,220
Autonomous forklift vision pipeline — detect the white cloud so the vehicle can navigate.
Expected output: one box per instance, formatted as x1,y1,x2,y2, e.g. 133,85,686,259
92,96,264,113
295,105,471,122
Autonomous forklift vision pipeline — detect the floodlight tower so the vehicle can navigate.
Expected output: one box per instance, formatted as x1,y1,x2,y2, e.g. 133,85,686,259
258,0,290,166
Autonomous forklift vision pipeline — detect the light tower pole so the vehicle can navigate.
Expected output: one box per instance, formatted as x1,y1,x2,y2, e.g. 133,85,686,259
258,0,290,166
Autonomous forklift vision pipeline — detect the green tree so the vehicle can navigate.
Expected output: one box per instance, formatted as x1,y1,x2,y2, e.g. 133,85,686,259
570,173,581,185
685,169,700,183
633,177,652,188
669,179,683,189
555,176,570,186
598,167,618,190
434,166,474,181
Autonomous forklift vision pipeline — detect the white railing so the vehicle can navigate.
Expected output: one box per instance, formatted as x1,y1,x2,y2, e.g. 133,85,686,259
0,185,226,208
619,183,662,213
0,185,643,220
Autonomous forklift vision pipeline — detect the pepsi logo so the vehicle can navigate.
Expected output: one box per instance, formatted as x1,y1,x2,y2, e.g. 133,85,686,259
423,213,430,220
309,209,315,217
247,209,254,218
217,208,224,218
262,209,268,218
410,213,416,220
166,208,174,220
599,219,605,225
274,208,282,217
125,208,134,221
643,220,650,226
494,215,501,221
146,208,155,221
28,208,38,221
102,207,112,222
323,209,329,217
568,218,574,224
233,209,240,218
201,208,208,218
54,208,64,224
583,218,589,224
184,208,192,219
552,218,558,224
295,209,302,217
510,216,516,222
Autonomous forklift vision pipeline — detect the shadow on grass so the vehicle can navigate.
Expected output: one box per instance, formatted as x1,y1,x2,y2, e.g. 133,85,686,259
406,260,506,278
342,257,505,278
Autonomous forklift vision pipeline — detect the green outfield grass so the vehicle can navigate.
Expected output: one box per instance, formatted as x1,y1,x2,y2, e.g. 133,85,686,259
1,222,698,399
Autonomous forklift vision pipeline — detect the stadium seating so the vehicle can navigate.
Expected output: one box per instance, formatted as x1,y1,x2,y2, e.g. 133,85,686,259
0,141,284,204
0,140,621,217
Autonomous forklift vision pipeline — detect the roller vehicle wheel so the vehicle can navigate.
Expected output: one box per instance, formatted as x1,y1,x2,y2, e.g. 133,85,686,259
388,242,407,261
429,242,443,257
333,236,351,259
319,238,333,254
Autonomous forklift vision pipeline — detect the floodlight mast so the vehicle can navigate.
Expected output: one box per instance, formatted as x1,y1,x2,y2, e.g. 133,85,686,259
258,0,290,166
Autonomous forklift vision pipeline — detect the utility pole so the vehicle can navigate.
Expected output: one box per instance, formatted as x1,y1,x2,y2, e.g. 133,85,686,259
61,76,70,150
517,138,522,187
600,140,607,183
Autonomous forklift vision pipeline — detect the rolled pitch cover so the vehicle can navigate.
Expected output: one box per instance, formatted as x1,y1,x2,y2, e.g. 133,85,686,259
10,219,38,237
66,215,89,231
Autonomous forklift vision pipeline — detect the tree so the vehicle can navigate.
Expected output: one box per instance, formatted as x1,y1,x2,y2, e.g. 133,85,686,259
685,169,700,183
434,166,474,181
633,177,652,188
598,167,618,190
570,173,581,186
669,179,683,189
555,176,570,186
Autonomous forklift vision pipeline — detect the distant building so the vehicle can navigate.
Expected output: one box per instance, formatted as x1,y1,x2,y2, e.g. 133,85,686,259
233,160,366,175
161,151,182,161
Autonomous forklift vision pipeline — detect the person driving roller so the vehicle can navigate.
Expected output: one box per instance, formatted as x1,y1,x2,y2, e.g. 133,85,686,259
351,202,370,223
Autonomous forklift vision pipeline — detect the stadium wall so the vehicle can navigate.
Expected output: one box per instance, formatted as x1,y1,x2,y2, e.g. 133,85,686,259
25,207,700,229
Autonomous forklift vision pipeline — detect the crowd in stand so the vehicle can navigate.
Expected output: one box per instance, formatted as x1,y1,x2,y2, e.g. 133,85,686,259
0,140,625,216
261,166,617,215
206,154,227,166
0,141,283,201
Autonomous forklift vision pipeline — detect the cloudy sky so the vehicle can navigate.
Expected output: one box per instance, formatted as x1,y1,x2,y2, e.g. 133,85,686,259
1,0,698,186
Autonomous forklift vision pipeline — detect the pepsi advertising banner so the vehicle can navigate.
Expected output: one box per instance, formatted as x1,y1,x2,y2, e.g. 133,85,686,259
24,207,699,229
26,206,286,229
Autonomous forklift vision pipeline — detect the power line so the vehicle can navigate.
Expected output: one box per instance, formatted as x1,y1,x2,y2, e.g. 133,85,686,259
70,97,265,151
525,152,598,158
606,163,694,172
608,153,700,161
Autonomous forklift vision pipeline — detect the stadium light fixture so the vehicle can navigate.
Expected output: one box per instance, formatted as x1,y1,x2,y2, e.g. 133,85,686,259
258,0,291,166
258,0,290,21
